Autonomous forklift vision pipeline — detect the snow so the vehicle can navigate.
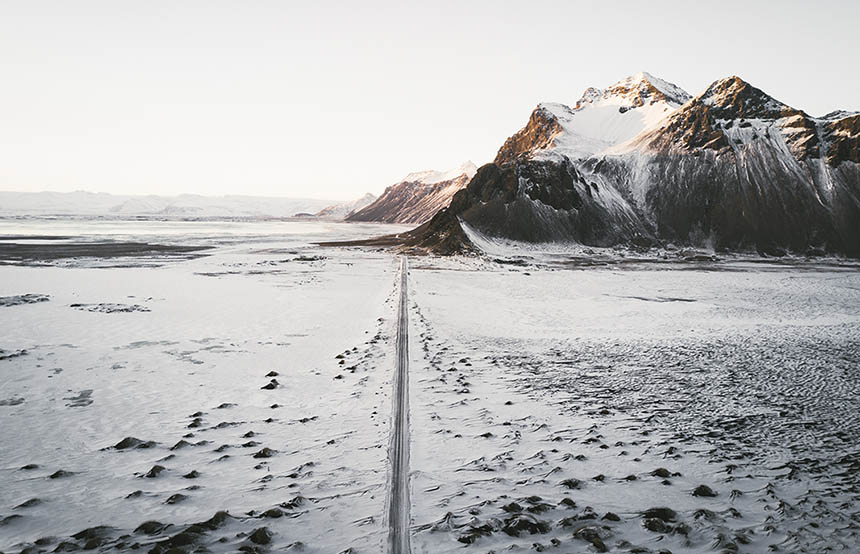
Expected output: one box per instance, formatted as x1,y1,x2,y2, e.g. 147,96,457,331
0,191,336,218
407,255,860,553
627,71,692,105
0,219,412,553
402,161,477,185
533,73,690,161
315,192,377,220
1,219,858,553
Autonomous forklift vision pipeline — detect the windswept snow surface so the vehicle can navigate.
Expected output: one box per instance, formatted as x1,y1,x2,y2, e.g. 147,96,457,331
1,219,859,553
0,219,412,553
407,256,860,553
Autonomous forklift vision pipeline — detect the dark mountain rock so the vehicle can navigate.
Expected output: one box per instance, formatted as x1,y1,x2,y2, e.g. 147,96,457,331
495,106,564,166
347,163,476,224
397,74,860,257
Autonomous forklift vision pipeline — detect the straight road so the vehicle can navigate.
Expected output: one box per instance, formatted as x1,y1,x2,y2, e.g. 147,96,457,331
387,256,411,553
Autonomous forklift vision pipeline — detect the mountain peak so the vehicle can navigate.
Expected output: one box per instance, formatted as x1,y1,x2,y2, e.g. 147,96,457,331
696,76,794,119
605,72,691,108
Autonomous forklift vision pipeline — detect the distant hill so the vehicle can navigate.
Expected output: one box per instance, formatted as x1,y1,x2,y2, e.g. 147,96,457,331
315,193,378,220
347,162,477,224
0,191,334,218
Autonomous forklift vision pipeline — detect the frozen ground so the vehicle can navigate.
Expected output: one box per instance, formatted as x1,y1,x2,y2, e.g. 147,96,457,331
407,257,860,553
0,220,410,553
1,219,859,554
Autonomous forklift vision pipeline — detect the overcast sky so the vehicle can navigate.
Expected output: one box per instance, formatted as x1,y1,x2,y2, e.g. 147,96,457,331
1,0,857,200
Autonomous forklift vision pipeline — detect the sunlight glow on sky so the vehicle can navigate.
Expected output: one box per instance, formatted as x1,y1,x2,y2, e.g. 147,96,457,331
0,0,857,200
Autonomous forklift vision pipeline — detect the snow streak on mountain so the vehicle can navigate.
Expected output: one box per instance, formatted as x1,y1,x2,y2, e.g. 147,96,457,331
400,73,860,256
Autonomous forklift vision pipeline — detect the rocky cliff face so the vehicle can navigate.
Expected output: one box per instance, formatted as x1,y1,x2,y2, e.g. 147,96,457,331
403,73,860,257
347,162,477,224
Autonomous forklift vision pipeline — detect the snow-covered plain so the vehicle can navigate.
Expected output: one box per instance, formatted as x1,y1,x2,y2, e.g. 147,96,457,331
1,219,859,553
0,220,411,553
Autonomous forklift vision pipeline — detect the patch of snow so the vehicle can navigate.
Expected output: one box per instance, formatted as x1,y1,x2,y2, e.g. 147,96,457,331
402,161,477,185
534,73,689,160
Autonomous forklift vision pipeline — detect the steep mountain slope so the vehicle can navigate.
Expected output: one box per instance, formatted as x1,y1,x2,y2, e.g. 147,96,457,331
314,193,377,220
402,74,860,256
347,162,477,224
495,72,690,163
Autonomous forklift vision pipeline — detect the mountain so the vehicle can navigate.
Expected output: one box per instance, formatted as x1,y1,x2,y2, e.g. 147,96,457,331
401,73,860,256
495,72,690,163
0,191,333,218
346,161,477,224
314,192,377,220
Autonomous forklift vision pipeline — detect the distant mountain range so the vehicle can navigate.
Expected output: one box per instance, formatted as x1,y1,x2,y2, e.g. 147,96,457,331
0,191,334,218
345,162,477,224
399,72,860,256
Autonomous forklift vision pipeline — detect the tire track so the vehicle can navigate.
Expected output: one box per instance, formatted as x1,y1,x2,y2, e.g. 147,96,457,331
386,255,411,553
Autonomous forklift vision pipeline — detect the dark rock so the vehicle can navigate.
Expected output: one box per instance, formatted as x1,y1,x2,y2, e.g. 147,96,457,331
502,502,523,513
501,514,551,537
15,498,42,509
692,484,718,497
114,437,156,450
71,526,112,542
197,511,231,531
577,506,598,520
651,467,672,478
261,379,279,390
262,508,283,518
249,527,272,545
642,507,677,522
457,524,494,544
573,526,607,552
558,497,577,509
134,521,169,535
560,478,582,489
253,448,275,459
1,514,23,525
643,517,669,533
144,465,166,478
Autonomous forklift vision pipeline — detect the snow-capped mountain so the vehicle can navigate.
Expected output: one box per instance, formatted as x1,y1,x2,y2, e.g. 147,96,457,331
495,72,690,163
314,192,377,220
0,191,334,218
401,73,860,256
347,162,477,224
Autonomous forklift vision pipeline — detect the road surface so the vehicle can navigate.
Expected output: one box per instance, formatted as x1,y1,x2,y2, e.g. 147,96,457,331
387,256,411,553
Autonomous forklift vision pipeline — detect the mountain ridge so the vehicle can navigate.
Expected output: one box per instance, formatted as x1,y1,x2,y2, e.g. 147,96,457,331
346,162,477,224
396,72,860,257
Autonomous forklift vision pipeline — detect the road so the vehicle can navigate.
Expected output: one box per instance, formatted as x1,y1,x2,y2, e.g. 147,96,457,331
387,255,411,553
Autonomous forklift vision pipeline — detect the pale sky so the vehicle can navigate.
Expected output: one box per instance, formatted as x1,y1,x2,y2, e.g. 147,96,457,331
1,0,857,200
